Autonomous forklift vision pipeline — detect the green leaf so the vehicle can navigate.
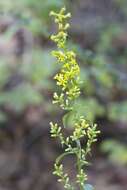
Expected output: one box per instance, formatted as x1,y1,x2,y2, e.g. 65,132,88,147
73,98,104,122
84,184,94,190
56,152,74,164
62,110,74,128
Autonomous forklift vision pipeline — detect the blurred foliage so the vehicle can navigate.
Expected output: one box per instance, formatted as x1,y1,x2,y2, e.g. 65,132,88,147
0,50,58,119
0,84,42,112
108,101,127,123
0,0,126,168
101,140,127,166
115,0,127,16
0,0,67,36
21,50,57,87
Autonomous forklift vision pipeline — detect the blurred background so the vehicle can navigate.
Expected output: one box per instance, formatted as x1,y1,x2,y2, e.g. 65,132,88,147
0,0,126,190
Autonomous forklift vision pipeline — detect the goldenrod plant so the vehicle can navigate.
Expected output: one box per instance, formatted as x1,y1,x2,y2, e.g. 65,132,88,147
50,7,100,190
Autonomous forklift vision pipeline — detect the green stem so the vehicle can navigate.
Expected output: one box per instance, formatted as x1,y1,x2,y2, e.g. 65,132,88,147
76,140,83,190
56,151,75,164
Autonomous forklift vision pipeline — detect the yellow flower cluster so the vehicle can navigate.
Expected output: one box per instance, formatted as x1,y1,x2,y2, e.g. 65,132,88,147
50,7,71,48
50,7,80,110
71,117,89,141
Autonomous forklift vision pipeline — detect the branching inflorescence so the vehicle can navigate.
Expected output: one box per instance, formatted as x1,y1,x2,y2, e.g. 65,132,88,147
50,7,100,190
